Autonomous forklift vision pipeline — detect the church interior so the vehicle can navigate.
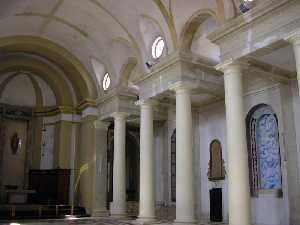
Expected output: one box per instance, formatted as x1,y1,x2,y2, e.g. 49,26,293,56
0,0,300,225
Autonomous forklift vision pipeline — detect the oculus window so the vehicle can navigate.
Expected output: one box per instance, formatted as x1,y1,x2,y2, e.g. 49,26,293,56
102,73,111,91
151,36,165,59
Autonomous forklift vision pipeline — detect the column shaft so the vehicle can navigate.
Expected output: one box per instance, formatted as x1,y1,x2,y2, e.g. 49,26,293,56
93,121,110,217
138,102,155,222
223,65,251,225
293,39,300,95
110,113,127,217
173,84,196,224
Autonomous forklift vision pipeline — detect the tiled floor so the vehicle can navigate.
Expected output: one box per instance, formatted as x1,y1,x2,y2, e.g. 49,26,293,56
0,217,228,225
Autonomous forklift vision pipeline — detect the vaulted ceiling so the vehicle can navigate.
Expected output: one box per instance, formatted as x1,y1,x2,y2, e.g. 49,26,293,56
0,0,238,98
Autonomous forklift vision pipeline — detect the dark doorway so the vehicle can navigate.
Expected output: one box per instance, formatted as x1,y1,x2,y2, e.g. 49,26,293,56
210,188,223,222
107,125,140,207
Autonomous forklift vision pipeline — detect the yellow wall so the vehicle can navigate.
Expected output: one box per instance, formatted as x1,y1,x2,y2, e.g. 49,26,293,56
77,116,97,213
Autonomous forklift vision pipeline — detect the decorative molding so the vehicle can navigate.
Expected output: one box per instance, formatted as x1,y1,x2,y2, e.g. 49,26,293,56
285,29,300,46
134,50,224,104
93,120,110,130
208,0,300,60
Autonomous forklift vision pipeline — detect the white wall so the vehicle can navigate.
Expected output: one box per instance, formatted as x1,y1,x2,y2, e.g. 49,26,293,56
152,82,299,225
196,84,292,225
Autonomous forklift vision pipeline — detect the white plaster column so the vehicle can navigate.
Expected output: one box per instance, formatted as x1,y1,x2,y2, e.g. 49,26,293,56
287,31,300,96
170,82,196,224
110,112,128,217
93,120,110,217
138,100,156,223
216,60,251,225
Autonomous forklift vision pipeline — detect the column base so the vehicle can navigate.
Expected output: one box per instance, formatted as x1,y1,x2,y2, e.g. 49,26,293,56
173,219,197,225
92,208,109,217
136,216,156,224
110,202,127,218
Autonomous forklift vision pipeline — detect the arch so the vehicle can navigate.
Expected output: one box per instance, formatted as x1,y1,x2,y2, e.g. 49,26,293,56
139,15,168,60
0,35,98,102
152,0,178,48
246,104,282,196
208,139,225,181
119,57,138,88
180,9,220,50
0,55,74,106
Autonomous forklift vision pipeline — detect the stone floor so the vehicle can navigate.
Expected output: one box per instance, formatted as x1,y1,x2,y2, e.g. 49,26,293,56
0,217,228,225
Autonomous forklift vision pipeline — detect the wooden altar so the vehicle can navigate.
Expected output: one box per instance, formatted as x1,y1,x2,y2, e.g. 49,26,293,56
28,169,70,205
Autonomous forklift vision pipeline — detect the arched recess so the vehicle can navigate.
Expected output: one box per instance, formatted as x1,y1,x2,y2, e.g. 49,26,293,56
0,35,98,102
208,139,225,181
246,104,282,197
180,9,220,50
0,55,74,106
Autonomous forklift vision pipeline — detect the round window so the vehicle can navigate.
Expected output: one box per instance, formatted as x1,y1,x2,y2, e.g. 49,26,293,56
151,36,165,59
102,73,111,91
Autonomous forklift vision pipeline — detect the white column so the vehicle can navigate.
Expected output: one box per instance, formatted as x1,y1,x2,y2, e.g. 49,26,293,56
170,82,196,224
287,31,300,96
93,120,110,217
110,112,127,217
138,100,156,223
216,60,251,225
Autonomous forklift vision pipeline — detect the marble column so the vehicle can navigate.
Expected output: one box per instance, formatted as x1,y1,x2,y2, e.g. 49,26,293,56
287,31,300,96
138,100,156,223
216,60,251,225
93,120,111,217
110,112,127,217
170,82,196,224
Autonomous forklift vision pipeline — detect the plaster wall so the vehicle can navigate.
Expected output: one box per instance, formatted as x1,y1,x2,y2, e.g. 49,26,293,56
195,84,293,225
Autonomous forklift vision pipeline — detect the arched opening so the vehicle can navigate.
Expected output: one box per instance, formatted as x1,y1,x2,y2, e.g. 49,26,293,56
246,104,282,197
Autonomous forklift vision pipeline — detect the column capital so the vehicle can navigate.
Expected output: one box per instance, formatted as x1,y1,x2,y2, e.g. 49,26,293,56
215,58,249,74
111,112,129,120
93,120,111,130
136,99,159,107
285,30,300,46
169,81,194,93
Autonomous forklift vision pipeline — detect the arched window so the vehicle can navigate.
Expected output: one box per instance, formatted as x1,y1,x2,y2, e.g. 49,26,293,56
208,140,225,181
171,129,176,202
246,104,282,196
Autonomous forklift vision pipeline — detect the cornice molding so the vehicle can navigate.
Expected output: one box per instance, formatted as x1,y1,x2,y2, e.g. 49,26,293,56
208,0,293,44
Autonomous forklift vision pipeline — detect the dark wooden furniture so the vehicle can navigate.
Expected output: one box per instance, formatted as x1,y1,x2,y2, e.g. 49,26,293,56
28,169,70,205
210,188,223,222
